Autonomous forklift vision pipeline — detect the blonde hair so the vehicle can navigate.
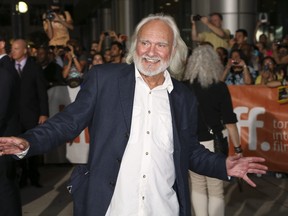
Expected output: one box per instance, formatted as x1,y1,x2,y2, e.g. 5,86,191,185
184,45,224,88
126,13,188,79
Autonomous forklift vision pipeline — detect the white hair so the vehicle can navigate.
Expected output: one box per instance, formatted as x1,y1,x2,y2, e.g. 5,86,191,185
184,45,224,88
126,13,188,79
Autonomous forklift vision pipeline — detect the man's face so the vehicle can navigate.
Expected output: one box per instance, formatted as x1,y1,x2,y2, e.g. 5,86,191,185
11,40,27,61
90,42,98,52
36,48,48,65
134,20,174,77
235,32,246,44
110,44,122,57
210,15,222,28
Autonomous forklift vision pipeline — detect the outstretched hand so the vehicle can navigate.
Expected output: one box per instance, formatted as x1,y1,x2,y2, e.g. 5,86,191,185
226,155,268,187
0,137,29,156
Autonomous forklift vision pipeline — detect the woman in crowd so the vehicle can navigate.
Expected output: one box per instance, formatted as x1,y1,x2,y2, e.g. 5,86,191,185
221,49,256,85
62,39,87,88
255,56,283,85
89,52,104,69
183,45,243,216
43,0,74,47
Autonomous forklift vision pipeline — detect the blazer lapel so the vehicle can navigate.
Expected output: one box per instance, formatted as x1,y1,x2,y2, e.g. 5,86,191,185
168,81,182,153
118,64,136,134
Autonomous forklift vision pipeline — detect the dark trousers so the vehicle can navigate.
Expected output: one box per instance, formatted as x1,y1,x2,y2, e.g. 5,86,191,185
0,156,22,216
19,155,41,186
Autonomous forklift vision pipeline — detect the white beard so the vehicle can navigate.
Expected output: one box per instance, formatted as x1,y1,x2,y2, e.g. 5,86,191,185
134,53,170,77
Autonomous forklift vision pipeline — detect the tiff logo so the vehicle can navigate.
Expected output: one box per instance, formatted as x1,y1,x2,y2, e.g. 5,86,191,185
234,107,265,151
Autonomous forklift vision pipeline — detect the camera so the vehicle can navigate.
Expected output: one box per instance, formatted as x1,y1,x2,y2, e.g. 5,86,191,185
263,64,270,72
64,47,71,52
46,9,55,21
191,14,202,22
258,13,268,23
104,32,110,37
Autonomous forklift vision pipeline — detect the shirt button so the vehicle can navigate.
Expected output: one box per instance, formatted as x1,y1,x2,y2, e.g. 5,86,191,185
145,152,149,155
148,110,151,114
142,196,145,200
149,91,151,94
143,175,146,178
146,131,150,134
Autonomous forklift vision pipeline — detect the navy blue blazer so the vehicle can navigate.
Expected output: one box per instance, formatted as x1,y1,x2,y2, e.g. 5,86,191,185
22,63,228,216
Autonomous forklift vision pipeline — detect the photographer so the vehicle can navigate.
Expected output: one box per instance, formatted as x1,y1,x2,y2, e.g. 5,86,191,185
221,49,255,85
43,0,74,47
255,56,277,85
191,12,230,49
62,39,88,88
272,41,288,66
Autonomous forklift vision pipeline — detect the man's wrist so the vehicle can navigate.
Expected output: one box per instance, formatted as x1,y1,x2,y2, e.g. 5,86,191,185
16,147,29,159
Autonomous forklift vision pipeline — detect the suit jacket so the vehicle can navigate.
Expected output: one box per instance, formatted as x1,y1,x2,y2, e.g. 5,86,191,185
17,57,49,130
0,55,20,135
0,55,15,72
0,67,22,216
21,63,228,216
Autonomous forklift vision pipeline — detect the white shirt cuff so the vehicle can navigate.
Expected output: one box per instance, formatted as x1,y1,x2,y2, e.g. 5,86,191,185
15,147,29,159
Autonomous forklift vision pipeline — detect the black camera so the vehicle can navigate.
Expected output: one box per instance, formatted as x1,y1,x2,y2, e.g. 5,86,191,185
263,64,269,72
46,9,55,21
192,14,202,21
104,32,110,37
64,47,71,52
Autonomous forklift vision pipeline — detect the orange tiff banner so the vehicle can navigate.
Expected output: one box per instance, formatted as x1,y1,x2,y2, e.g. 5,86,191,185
228,85,288,172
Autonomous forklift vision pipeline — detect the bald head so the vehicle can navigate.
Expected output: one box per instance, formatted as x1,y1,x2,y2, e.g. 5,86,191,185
11,39,28,61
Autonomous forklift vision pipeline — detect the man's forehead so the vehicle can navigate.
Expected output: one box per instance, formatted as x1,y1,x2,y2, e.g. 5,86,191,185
138,20,173,40
140,20,171,33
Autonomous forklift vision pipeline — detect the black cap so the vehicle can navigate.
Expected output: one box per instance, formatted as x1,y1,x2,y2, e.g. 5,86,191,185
50,0,61,7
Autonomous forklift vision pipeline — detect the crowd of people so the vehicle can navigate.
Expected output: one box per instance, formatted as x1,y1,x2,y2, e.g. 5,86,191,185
0,3,286,216
191,12,288,87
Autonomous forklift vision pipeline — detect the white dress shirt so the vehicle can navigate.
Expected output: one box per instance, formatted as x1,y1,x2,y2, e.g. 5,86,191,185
105,68,179,216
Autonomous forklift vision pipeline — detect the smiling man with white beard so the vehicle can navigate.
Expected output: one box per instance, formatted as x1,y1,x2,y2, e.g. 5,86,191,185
0,14,267,216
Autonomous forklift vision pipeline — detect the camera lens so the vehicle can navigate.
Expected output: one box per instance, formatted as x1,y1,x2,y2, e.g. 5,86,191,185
192,15,202,22
263,65,269,71
46,9,55,21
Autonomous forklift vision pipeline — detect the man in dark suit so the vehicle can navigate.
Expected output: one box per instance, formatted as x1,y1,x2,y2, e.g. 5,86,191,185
0,33,22,216
0,66,22,215
0,15,267,216
11,39,49,188
36,46,65,89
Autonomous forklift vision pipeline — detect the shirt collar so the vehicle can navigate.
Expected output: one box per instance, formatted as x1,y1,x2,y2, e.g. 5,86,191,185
15,57,27,68
134,65,174,93
0,54,7,59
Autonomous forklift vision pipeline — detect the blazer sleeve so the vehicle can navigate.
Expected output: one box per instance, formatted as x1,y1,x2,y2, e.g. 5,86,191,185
21,68,99,156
